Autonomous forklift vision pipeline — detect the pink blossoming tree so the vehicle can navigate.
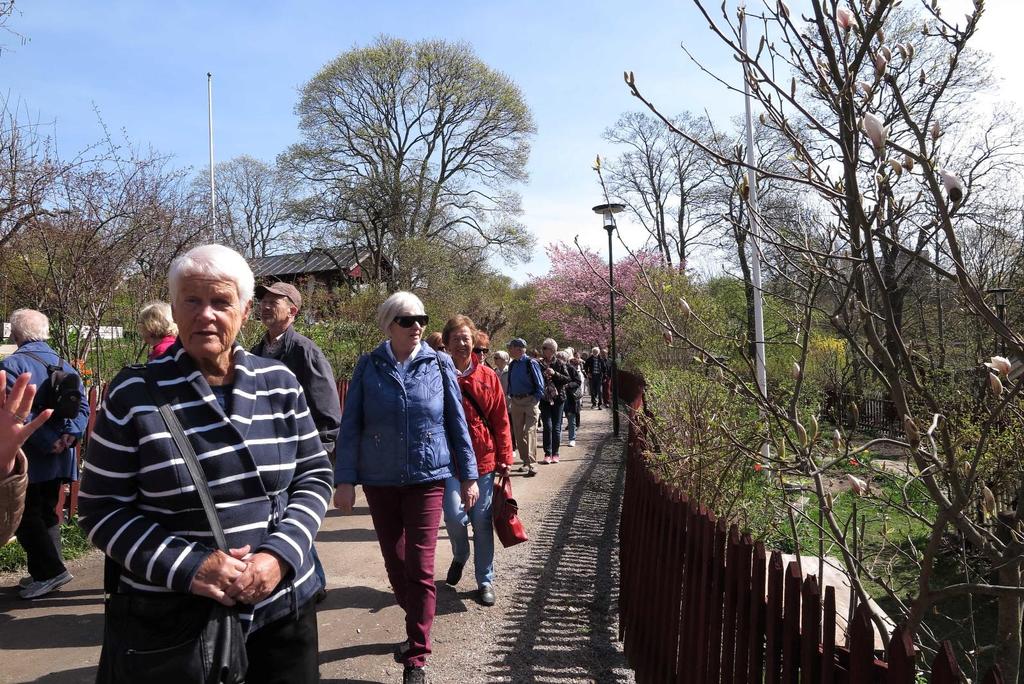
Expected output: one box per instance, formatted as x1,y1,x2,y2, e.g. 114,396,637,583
533,242,658,349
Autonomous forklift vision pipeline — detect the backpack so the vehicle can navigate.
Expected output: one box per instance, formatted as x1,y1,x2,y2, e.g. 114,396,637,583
19,351,83,420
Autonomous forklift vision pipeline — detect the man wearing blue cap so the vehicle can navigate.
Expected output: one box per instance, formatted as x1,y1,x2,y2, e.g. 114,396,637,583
505,338,545,476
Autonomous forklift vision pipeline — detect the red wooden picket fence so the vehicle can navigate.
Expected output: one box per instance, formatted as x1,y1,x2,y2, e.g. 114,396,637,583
618,391,1004,684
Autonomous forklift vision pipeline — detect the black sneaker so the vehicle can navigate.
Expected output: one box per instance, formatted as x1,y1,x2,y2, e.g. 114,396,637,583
393,639,411,663
403,665,426,684
445,560,465,586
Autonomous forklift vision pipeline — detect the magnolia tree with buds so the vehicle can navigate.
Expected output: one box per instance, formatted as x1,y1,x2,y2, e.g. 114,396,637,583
609,0,1024,677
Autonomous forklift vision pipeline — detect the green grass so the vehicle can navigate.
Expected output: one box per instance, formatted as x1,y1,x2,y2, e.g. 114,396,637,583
0,517,94,573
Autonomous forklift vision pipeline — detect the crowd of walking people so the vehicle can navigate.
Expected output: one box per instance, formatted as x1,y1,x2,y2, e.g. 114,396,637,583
0,243,616,683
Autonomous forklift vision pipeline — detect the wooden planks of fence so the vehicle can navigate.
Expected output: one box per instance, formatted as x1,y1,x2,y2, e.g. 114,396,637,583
619,389,1004,683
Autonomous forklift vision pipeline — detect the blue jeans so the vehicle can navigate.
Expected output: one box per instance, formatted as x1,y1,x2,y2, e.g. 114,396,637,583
540,398,565,455
565,405,578,441
443,472,496,588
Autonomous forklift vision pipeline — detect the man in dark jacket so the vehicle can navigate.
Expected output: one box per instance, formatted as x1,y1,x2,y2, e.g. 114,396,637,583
251,282,341,599
1,309,88,599
251,282,342,457
583,345,607,409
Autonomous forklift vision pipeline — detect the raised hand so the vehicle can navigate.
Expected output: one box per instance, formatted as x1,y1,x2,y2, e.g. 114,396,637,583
0,371,54,477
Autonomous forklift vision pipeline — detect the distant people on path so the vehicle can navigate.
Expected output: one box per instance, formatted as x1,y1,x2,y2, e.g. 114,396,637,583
473,329,491,367
492,350,510,396
563,351,584,447
333,291,478,684
584,346,607,409
425,331,445,352
1,309,88,600
0,370,54,543
80,245,333,682
505,338,545,477
440,316,513,607
600,348,613,407
137,301,178,360
250,280,342,600
537,339,572,464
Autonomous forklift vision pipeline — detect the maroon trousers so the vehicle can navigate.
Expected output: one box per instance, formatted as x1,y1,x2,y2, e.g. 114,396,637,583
363,481,445,668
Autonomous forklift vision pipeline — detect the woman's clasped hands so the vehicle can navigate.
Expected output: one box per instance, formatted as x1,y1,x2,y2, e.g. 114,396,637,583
190,544,286,607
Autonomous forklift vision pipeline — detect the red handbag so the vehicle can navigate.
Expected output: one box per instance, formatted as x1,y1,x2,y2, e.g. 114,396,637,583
492,475,528,547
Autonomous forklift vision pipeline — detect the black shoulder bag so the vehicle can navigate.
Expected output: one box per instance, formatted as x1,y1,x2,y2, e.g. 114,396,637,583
96,373,247,684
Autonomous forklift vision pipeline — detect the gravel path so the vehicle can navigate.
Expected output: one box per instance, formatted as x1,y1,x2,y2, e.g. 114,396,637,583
0,407,633,683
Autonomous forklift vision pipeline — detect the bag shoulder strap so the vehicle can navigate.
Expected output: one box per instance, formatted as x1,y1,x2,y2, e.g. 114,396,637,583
434,354,450,424
17,349,60,372
461,383,493,435
145,371,229,551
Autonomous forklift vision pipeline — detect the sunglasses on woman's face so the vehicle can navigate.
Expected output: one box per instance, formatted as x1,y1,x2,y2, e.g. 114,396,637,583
393,315,429,328
473,347,489,354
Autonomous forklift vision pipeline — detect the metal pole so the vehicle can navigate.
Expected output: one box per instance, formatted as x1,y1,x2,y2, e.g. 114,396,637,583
207,72,217,230
740,7,770,462
998,301,1007,356
607,223,620,437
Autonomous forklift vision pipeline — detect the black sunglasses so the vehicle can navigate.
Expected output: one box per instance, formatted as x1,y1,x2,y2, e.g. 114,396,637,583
473,347,489,354
393,315,429,328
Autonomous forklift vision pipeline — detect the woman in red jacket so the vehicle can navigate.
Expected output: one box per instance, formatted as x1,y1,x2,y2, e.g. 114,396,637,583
440,315,513,606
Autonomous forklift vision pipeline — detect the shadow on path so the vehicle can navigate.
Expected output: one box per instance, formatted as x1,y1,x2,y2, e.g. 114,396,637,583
486,432,632,683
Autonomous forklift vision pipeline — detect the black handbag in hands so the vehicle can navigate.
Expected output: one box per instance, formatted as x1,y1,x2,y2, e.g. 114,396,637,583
96,374,248,684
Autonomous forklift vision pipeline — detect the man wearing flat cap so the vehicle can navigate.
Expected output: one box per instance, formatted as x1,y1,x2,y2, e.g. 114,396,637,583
505,338,545,477
251,282,342,458
252,282,341,599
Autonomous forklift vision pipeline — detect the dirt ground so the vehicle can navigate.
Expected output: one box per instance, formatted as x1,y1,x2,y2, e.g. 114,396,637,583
0,408,633,684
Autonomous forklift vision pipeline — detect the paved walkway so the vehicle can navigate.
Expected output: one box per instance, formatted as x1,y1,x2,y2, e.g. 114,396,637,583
0,408,632,683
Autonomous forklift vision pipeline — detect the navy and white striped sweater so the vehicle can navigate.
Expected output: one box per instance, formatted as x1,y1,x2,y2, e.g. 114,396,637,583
78,342,334,633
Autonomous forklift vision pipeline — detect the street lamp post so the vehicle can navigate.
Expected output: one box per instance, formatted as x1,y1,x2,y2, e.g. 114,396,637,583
593,203,625,437
987,286,1013,356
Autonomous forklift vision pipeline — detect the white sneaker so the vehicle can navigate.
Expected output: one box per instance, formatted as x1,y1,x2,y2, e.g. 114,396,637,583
19,570,73,599
569,440,576,447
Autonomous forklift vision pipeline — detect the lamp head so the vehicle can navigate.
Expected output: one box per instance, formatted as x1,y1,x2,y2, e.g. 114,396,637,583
593,203,626,231
987,286,1013,308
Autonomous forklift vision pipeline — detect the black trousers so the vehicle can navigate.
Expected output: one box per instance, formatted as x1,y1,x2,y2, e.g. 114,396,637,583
589,377,604,406
245,600,320,684
15,479,66,581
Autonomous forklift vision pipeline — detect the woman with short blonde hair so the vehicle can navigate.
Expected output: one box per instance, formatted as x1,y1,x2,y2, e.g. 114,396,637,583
137,301,178,360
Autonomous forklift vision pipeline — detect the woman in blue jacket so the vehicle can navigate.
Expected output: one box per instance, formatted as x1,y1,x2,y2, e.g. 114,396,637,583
334,291,478,684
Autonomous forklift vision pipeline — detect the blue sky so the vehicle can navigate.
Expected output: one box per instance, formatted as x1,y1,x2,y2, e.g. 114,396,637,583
3,1,1020,283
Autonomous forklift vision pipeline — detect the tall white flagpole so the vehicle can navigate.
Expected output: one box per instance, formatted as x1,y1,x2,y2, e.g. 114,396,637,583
207,72,217,230
739,4,770,461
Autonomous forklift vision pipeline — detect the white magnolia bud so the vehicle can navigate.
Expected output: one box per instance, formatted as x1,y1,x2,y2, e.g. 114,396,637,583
861,112,887,152
989,372,1004,397
679,297,692,317
837,6,855,30
795,420,809,449
982,485,996,518
939,169,964,203
832,429,843,450
930,121,942,141
987,355,1012,376
847,474,868,495
792,361,802,381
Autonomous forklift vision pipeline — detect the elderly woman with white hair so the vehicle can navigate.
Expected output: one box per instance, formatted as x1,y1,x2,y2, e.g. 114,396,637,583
79,244,333,683
334,291,478,684
538,338,573,464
